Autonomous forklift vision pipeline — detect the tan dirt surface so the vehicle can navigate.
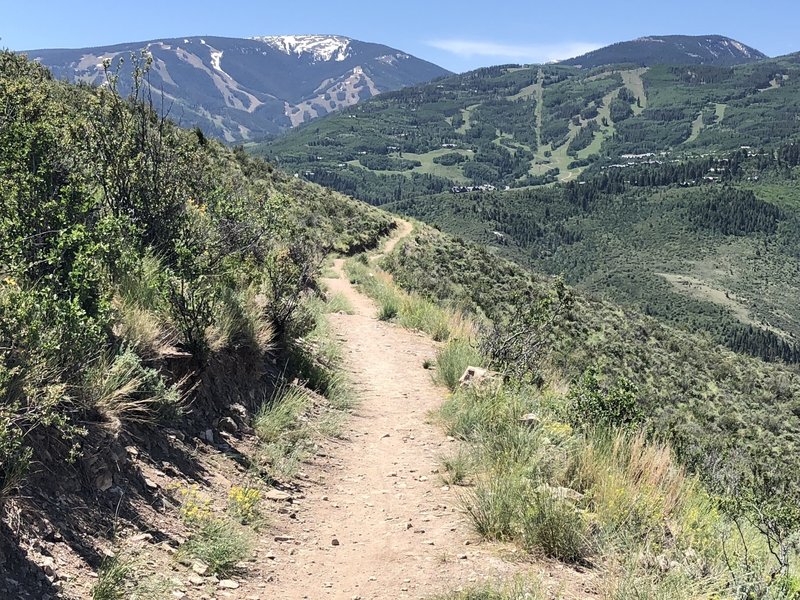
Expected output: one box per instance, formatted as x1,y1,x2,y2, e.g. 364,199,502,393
256,222,596,600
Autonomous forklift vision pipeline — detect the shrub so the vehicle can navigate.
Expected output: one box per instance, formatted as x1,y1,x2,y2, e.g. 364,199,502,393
92,556,132,600
436,339,483,391
227,486,262,524
180,518,250,576
175,484,213,526
520,493,591,562
261,242,321,342
433,152,467,167
568,367,642,430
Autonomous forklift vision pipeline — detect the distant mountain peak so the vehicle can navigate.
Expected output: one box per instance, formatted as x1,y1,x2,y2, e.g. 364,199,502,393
562,34,767,68
251,34,353,62
26,34,451,142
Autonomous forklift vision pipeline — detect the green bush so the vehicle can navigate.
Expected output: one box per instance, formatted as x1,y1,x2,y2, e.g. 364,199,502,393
435,339,483,391
520,493,591,562
180,518,250,576
568,367,642,430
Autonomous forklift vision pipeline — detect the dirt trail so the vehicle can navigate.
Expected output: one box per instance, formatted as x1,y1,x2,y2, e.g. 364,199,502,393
262,222,525,599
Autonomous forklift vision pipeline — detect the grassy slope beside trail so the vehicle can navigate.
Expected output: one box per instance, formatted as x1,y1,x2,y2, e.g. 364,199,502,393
379,225,800,496
343,239,800,598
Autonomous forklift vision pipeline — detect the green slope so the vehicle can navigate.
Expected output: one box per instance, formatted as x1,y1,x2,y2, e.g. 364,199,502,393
387,150,800,363
253,54,800,365
253,56,800,205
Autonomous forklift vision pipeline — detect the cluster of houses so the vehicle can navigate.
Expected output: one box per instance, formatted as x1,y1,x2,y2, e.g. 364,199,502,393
606,159,665,169
451,184,497,193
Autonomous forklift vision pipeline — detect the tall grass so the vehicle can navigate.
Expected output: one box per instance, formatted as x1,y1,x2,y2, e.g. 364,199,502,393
92,553,174,600
82,349,183,426
92,556,132,600
255,291,357,478
435,338,484,391
438,381,797,593
325,292,354,315
254,385,309,445
440,448,472,486
344,257,471,342
464,473,530,541
180,518,250,577
432,579,546,600
207,286,274,355
114,252,179,360
113,301,178,361
520,492,591,562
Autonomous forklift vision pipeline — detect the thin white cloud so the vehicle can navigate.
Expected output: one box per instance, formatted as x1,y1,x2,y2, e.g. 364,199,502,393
427,39,604,64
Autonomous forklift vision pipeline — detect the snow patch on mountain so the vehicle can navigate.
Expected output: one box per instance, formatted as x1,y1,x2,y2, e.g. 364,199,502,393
725,39,752,58
253,35,352,62
210,50,223,72
376,52,411,65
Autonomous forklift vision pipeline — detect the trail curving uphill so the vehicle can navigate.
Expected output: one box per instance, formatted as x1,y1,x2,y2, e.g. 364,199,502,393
262,221,525,599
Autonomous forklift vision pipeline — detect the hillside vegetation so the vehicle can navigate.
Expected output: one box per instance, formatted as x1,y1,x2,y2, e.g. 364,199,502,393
0,51,393,595
388,153,800,363
561,35,768,68
255,54,800,365
345,234,800,598
255,55,800,201
378,225,800,498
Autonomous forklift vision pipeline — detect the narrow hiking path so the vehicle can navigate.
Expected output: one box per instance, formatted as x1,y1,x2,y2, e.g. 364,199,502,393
260,222,528,599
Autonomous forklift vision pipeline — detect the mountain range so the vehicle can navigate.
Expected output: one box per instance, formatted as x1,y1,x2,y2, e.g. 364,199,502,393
24,35,451,142
25,34,770,143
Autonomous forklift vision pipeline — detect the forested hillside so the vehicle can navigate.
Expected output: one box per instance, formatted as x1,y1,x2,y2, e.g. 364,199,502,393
253,53,800,366
561,35,767,68
388,150,800,363
254,54,800,202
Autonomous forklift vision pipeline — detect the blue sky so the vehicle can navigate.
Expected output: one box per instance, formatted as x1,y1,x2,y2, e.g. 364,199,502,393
3,1,798,72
